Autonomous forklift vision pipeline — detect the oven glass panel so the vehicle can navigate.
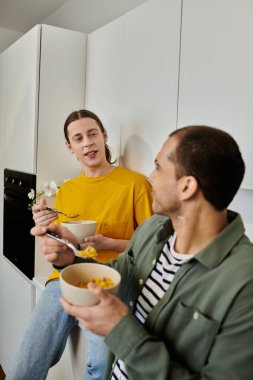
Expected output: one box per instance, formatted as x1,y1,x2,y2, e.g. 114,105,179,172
3,169,36,279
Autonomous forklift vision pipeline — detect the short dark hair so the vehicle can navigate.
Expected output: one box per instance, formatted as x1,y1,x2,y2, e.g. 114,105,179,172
169,125,245,210
64,109,114,163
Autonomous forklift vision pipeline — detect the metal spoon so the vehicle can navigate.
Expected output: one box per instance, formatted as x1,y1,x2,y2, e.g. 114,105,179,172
44,232,97,258
45,207,80,218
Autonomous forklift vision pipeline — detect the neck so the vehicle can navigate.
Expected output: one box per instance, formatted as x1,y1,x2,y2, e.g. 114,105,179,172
83,162,114,177
171,203,228,255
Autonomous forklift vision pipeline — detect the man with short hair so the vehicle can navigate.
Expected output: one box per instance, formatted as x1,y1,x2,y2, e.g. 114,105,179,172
33,125,253,379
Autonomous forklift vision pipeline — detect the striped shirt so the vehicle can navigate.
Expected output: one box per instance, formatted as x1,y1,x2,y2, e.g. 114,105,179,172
111,233,193,379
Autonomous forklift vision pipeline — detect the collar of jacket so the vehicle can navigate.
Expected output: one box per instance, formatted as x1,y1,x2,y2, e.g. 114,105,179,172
154,210,245,270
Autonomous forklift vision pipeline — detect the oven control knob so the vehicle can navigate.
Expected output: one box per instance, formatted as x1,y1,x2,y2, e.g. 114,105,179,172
11,178,15,184
18,180,23,187
5,176,13,183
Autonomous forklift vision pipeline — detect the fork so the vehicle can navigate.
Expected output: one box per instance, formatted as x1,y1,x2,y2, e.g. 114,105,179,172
45,207,80,218
44,232,97,258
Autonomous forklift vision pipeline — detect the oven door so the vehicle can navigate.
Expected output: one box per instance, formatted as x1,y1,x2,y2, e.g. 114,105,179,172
3,169,36,280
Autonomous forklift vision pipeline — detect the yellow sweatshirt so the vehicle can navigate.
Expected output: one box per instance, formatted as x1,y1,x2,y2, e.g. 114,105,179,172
48,166,153,281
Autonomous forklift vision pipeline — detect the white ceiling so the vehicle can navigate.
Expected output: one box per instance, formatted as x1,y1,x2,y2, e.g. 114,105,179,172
0,0,149,34
0,0,69,32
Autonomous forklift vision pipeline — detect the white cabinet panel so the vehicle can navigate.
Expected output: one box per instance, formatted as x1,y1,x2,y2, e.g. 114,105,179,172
121,0,181,176
0,25,87,374
35,25,87,279
178,0,253,189
0,51,6,165
85,17,124,163
3,25,40,174
0,52,6,256
36,25,86,187
0,257,35,372
86,0,181,175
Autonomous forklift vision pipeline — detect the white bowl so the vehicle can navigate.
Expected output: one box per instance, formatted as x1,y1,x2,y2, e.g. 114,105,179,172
60,263,121,306
61,220,97,243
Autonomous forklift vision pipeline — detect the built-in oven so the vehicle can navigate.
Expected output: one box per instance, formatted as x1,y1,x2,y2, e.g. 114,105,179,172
3,168,36,280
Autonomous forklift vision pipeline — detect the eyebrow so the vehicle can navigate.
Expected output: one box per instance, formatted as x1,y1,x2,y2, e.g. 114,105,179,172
71,128,99,137
86,128,99,133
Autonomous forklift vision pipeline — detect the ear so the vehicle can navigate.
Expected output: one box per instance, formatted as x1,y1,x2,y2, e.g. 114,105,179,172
65,140,74,155
180,176,199,201
103,130,108,143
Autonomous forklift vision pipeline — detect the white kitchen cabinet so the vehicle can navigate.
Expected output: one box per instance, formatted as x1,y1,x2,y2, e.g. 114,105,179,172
177,0,253,189
121,0,181,175
0,257,35,372
85,0,181,176
3,25,39,174
0,24,87,376
2,23,86,177
0,23,87,277
0,51,5,256
85,16,124,164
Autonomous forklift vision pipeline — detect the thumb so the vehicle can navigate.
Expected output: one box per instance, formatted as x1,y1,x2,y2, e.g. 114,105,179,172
85,236,95,243
87,282,109,302
38,196,47,208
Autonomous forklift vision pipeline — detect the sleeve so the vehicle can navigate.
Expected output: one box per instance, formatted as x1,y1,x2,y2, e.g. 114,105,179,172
105,273,253,379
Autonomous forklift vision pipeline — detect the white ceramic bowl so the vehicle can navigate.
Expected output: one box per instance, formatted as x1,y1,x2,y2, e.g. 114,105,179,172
61,220,97,243
60,263,121,306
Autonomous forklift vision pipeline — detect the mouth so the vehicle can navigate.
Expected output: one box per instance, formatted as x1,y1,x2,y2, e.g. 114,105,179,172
84,150,98,158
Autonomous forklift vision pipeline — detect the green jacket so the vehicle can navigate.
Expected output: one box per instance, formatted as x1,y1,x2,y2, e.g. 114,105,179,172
103,211,253,379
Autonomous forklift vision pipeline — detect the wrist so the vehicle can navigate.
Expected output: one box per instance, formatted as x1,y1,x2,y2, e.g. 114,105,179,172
53,264,67,271
53,255,77,271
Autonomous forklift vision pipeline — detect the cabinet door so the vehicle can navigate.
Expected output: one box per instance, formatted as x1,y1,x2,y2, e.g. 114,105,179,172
178,0,253,189
121,0,181,175
35,25,87,280
3,25,40,174
36,24,86,186
0,258,34,372
0,52,7,256
85,17,124,164
85,0,182,176
0,51,6,166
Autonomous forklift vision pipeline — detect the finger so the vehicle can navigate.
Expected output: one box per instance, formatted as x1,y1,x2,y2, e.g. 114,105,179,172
85,234,102,243
80,242,90,250
30,225,48,236
34,214,58,226
41,238,68,253
37,197,47,208
87,283,110,303
60,297,89,319
84,236,94,243
44,252,61,264
32,197,47,213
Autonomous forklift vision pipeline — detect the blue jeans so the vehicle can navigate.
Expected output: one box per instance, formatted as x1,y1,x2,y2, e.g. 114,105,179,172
84,329,108,380
6,280,108,380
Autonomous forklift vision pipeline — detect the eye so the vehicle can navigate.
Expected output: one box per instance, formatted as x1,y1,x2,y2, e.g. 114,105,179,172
155,161,160,170
89,132,98,137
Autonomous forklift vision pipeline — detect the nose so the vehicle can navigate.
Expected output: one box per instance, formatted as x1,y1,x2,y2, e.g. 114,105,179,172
83,136,93,147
